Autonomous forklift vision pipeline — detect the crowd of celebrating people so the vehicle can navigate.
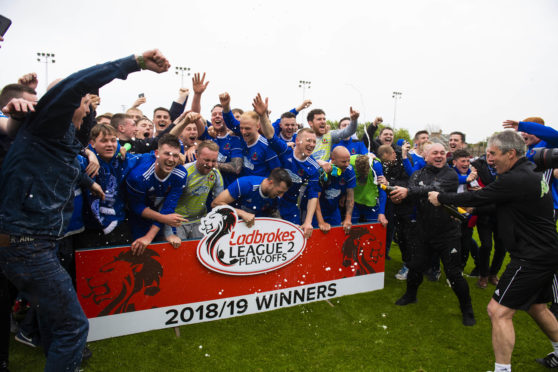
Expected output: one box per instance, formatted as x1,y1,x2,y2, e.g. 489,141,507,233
0,48,558,372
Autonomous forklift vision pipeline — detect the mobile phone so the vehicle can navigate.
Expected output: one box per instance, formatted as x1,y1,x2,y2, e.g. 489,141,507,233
0,15,11,37
138,93,145,98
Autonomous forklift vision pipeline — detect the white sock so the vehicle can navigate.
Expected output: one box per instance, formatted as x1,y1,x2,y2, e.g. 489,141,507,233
494,362,511,372
552,340,558,356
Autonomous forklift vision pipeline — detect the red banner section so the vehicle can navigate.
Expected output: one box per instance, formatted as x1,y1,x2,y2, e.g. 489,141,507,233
76,222,386,341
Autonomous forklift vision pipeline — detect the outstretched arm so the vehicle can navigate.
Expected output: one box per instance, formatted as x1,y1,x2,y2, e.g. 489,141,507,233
363,116,382,152
517,120,558,147
331,107,359,143
342,188,354,233
219,92,241,134
252,93,274,140
169,88,190,121
301,198,318,239
295,99,312,113
314,193,331,233
191,72,209,113
31,49,169,138
169,111,200,137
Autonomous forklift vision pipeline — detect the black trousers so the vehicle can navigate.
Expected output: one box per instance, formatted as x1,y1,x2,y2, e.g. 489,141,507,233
405,236,472,311
476,221,506,277
460,223,479,269
386,200,415,263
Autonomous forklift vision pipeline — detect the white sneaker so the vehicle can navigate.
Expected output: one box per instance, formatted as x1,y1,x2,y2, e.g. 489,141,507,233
395,265,408,280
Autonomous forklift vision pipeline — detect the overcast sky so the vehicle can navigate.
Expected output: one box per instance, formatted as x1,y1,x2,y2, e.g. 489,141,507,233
1,0,557,143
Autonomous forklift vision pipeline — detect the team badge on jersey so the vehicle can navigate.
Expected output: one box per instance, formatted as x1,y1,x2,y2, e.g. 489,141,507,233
252,152,258,161
224,143,230,150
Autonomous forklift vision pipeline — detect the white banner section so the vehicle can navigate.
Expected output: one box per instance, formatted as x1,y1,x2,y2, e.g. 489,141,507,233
87,273,384,341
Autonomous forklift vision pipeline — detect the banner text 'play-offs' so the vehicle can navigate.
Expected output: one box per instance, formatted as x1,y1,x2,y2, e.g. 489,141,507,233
76,211,386,341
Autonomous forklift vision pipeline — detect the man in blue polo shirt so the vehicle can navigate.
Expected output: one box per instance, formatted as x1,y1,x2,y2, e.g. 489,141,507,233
313,146,357,233
211,168,292,227
332,117,368,156
218,92,282,177
126,134,188,253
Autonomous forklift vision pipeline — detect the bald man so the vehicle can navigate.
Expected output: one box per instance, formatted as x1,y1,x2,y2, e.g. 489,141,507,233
313,146,356,234
389,143,475,326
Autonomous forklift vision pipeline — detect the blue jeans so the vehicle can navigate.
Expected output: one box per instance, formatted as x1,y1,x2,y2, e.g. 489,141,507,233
0,239,88,371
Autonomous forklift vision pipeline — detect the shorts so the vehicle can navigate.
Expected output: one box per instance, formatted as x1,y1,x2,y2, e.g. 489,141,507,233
493,262,558,310
164,222,203,241
279,201,302,225
312,208,341,228
351,203,379,223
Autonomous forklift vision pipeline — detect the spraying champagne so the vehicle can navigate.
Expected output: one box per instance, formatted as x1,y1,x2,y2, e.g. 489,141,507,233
380,184,470,221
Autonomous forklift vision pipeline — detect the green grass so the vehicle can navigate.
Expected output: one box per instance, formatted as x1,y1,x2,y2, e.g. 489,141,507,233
8,241,554,371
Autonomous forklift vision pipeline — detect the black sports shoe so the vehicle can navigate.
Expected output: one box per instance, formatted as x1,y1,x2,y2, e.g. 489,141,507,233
462,310,476,326
536,352,558,368
427,269,441,282
395,294,417,306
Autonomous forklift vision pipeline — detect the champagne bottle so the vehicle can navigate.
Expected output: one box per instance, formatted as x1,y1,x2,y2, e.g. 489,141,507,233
379,184,396,193
441,204,470,222
379,184,470,221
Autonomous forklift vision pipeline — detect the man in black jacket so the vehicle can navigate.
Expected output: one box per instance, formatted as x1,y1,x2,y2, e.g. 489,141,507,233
429,130,558,372
389,143,475,326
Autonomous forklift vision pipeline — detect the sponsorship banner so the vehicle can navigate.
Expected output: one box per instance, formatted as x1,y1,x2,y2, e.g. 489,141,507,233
76,207,386,341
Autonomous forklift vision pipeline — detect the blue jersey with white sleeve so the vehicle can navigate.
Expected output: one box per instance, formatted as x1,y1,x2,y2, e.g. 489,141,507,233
267,134,320,224
125,154,187,239
228,176,278,217
320,165,357,215
241,136,281,177
200,126,243,187
333,139,368,156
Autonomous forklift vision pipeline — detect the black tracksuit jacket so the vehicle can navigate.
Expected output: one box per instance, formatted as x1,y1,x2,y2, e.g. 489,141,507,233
439,157,558,268
407,164,460,241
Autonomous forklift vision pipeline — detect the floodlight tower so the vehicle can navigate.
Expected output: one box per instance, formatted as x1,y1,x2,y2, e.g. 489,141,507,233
175,66,191,88
36,52,56,91
392,91,402,130
299,80,311,100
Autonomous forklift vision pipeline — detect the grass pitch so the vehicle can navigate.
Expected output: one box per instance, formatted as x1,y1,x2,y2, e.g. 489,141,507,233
8,242,553,371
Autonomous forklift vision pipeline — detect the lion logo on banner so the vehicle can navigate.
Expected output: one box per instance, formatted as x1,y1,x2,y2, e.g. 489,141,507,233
82,248,163,316
341,226,383,275
198,205,238,266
